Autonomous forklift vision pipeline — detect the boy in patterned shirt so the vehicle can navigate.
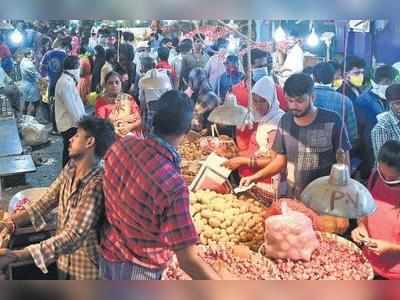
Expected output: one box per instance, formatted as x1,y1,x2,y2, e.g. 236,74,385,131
0,116,115,279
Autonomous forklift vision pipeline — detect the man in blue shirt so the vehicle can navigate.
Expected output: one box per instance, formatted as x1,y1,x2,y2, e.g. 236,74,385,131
39,37,71,127
40,37,71,98
355,64,399,180
313,62,358,147
215,55,244,101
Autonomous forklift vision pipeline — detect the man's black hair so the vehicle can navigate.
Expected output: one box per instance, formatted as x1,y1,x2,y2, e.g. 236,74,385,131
77,116,115,158
140,56,155,72
386,83,400,102
313,62,336,84
378,140,400,173
374,65,399,84
63,55,80,70
179,39,193,54
153,90,194,137
123,31,134,42
160,38,172,47
157,46,170,62
328,61,343,73
284,73,314,97
345,56,366,73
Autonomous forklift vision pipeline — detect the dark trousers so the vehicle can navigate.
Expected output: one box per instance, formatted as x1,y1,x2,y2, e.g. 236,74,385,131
61,127,77,167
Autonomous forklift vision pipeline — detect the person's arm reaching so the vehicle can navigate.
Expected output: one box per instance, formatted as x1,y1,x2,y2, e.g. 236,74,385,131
240,153,287,186
176,246,220,280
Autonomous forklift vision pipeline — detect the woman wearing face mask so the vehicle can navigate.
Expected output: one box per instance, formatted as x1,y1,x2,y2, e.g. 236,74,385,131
95,71,142,138
352,140,400,279
223,76,286,205
187,68,221,132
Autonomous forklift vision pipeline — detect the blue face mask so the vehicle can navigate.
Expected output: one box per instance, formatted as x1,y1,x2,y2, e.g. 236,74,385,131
252,67,269,82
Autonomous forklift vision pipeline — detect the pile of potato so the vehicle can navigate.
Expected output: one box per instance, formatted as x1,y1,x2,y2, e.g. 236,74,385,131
178,137,204,162
190,190,267,251
178,137,204,184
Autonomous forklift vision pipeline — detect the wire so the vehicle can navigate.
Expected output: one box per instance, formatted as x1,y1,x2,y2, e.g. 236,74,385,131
339,23,349,152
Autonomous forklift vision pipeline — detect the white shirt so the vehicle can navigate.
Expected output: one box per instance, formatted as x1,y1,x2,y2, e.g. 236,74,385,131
282,44,304,75
55,71,86,133
205,50,227,91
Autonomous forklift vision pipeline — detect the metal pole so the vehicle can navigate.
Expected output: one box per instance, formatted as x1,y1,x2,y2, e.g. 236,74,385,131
247,20,253,111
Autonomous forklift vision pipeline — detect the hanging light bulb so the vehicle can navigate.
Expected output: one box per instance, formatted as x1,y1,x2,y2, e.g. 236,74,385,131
227,34,237,52
273,24,286,42
9,29,23,46
306,27,320,47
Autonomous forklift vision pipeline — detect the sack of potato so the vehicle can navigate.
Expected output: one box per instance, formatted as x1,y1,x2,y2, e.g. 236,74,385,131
190,190,267,251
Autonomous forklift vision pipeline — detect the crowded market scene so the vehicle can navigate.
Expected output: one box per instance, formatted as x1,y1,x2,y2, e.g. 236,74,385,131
0,18,399,281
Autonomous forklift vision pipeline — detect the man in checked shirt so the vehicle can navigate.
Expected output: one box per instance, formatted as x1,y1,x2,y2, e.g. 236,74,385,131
0,116,115,279
100,90,221,280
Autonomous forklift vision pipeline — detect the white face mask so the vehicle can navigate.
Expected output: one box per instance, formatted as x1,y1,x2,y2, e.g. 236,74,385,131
377,164,400,185
371,80,389,100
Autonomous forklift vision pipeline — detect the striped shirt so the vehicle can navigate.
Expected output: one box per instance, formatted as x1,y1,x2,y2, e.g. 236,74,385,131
101,135,198,270
24,161,104,280
372,111,400,159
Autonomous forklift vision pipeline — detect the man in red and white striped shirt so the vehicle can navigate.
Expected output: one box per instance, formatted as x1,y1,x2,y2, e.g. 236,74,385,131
100,90,220,280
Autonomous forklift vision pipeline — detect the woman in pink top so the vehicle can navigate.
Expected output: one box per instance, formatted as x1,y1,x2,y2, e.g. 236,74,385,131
352,140,400,279
95,71,143,139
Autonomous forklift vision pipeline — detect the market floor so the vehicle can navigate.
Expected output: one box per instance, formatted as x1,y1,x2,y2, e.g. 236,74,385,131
0,133,63,211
